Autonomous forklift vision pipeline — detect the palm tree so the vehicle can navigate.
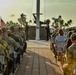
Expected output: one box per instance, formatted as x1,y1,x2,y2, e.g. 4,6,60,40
6,21,14,26
52,17,60,28
18,13,27,27
67,19,72,25
18,18,23,27
57,15,65,28
64,19,72,27
52,15,72,29
6,21,10,26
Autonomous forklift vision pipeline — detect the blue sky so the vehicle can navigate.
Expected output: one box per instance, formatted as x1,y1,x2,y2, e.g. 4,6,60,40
0,0,76,27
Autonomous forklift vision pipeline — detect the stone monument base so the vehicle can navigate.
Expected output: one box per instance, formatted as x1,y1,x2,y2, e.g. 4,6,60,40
28,26,47,40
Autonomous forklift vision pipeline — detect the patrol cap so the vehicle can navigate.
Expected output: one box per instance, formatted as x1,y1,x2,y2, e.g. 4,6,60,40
10,26,14,31
70,33,76,41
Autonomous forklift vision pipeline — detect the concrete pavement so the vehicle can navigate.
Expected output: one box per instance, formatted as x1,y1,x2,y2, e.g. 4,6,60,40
16,40,63,75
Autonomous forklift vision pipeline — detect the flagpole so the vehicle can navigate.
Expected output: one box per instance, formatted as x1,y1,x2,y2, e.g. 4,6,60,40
36,0,40,40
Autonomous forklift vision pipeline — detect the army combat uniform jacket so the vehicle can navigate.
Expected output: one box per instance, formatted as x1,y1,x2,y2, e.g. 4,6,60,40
64,42,76,75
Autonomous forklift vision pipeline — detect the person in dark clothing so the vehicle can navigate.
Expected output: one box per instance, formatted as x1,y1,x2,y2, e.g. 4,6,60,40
66,31,73,49
45,24,50,41
33,13,51,40
74,30,76,33
25,22,29,40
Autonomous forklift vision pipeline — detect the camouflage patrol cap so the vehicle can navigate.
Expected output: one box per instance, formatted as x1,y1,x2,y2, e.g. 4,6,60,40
10,25,20,31
10,26,14,31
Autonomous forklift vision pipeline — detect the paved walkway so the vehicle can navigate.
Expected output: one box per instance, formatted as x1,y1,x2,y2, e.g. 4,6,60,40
16,40,63,75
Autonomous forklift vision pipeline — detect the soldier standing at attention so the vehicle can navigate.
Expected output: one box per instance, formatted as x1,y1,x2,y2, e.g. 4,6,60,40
17,27,27,53
0,29,10,61
25,22,29,40
64,33,76,75
0,28,11,75
0,44,6,74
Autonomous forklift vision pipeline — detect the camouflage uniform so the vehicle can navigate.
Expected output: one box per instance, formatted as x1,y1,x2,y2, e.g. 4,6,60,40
0,38,10,52
0,38,10,63
0,44,6,73
17,31,26,43
64,43,76,75
9,25,23,45
2,35,17,53
9,26,24,64
19,29,27,52
17,29,27,52
15,32,23,46
0,44,6,64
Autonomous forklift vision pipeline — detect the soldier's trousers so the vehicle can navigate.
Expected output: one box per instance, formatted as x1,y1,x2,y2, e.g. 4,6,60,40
4,59,14,75
16,54,20,64
23,42,27,53
63,58,76,75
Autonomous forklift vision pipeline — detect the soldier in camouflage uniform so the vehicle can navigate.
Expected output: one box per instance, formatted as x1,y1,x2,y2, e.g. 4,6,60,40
0,29,10,63
9,26,23,46
0,28,11,75
63,33,76,75
17,27,27,53
2,28,18,53
13,26,27,56
9,26,23,64
0,44,6,74
2,27,19,74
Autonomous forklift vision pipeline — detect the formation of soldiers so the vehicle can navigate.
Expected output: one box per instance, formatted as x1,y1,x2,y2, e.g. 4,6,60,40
0,25,27,75
50,28,76,75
